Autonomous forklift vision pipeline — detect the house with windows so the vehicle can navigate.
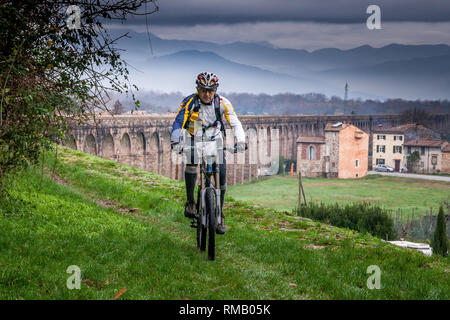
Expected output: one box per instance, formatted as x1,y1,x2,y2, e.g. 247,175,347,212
296,122,369,178
296,136,326,177
404,139,448,174
372,127,405,171
372,123,448,173
441,143,450,174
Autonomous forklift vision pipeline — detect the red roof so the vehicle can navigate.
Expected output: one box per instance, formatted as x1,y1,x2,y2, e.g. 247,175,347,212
324,122,367,134
324,122,346,131
296,136,325,144
404,138,445,148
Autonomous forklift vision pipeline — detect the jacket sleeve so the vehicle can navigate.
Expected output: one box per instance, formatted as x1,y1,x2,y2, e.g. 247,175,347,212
171,95,194,143
220,96,246,143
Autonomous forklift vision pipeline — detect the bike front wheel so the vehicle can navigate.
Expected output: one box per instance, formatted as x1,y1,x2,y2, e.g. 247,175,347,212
197,189,206,251
205,187,216,261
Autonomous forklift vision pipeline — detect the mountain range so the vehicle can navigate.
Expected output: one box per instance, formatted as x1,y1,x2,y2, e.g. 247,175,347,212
111,30,450,100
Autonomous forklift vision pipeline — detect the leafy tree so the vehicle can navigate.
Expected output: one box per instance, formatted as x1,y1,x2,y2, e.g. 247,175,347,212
0,0,158,190
406,151,420,172
432,205,448,257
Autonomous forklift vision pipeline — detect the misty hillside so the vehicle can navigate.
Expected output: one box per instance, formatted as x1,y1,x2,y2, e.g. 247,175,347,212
321,54,450,100
110,30,450,100
130,50,328,95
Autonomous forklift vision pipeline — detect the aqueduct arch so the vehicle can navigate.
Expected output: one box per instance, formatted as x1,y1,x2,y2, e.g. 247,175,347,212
83,134,97,155
135,132,146,170
149,131,161,174
67,113,449,185
119,133,132,165
102,133,115,160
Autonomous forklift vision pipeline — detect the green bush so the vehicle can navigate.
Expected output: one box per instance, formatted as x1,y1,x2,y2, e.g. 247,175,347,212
432,205,448,257
0,2,150,190
406,151,420,172
297,202,397,240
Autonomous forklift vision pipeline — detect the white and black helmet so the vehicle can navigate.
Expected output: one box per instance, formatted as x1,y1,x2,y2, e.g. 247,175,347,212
196,72,219,90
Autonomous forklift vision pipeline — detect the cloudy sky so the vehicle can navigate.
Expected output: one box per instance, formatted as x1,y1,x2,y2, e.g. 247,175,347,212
107,0,450,50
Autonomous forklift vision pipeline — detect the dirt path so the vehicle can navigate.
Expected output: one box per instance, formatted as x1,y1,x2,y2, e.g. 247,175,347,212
46,169,158,223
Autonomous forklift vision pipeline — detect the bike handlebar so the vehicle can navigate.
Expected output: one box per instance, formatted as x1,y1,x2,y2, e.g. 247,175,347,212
175,143,247,155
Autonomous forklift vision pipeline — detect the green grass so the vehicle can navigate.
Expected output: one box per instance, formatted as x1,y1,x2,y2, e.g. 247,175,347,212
0,145,449,299
228,175,450,216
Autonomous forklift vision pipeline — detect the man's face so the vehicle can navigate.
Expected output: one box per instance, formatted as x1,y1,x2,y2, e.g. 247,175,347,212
197,87,216,104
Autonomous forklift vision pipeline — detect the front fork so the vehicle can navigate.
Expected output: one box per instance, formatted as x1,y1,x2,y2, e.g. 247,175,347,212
198,165,222,227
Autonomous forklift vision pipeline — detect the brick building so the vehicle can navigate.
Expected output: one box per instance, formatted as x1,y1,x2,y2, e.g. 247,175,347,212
296,136,326,177
297,122,369,178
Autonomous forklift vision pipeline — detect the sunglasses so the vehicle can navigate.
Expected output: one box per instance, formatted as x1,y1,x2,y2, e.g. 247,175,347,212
198,87,216,93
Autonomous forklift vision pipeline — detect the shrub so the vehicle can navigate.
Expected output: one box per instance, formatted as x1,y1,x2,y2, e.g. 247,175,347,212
0,1,156,190
432,205,448,257
297,202,396,240
406,151,420,173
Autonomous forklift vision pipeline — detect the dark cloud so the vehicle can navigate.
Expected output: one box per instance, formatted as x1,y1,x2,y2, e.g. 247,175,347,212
129,0,450,26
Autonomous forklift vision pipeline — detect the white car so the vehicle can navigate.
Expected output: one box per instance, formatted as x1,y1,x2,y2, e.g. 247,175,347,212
374,164,394,172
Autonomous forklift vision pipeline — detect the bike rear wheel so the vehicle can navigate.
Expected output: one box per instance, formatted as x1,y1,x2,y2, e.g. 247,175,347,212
205,187,216,260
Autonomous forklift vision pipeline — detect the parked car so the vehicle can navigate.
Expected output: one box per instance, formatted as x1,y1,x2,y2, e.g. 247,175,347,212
374,164,395,172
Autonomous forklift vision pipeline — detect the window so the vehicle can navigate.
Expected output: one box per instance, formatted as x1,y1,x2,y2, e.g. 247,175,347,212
376,159,385,165
407,146,411,154
308,146,315,160
355,159,359,168
421,147,425,155
377,135,386,140
431,155,437,165
393,146,402,153
393,135,403,141
376,145,385,153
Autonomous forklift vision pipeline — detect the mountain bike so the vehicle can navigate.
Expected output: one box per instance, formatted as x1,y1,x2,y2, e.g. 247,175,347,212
178,142,245,261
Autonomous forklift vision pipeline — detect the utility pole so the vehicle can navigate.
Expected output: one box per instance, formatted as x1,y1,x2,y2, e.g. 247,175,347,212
344,81,349,115
298,169,307,213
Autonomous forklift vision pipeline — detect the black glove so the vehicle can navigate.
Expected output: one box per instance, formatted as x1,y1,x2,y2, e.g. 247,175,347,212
236,141,246,153
171,142,182,153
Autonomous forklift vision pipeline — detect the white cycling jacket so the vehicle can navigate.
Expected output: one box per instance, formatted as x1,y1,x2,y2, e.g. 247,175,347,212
170,93,245,144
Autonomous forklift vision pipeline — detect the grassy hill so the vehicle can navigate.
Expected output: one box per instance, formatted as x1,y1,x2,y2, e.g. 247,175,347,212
228,175,450,215
0,146,448,299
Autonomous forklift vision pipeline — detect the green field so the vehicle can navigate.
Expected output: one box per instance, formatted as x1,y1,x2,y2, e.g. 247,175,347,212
0,146,448,299
228,175,450,216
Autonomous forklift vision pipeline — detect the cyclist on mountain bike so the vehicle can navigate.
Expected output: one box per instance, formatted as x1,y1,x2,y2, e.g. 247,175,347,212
170,72,246,234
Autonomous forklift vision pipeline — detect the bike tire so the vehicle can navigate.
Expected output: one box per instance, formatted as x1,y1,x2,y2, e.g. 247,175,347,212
197,189,206,251
205,187,216,261
197,218,206,251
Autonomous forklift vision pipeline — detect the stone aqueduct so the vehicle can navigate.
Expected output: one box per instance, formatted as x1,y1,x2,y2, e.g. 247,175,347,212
65,113,449,185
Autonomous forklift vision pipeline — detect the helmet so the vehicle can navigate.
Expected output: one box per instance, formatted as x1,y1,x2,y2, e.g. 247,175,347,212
196,72,219,90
